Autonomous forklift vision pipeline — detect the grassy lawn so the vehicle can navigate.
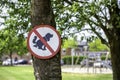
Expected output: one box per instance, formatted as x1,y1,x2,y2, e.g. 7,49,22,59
0,66,35,80
62,73,112,80
0,66,112,80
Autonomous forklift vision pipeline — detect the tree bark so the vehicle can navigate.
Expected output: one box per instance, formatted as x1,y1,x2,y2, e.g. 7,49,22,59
31,0,61,80
9,52,13,66
109,34,120,80
106,1,120,80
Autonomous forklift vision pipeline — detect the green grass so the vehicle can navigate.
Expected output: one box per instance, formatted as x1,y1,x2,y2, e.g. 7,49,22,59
0,66,112,80
0,66,35,80
62,73,112,80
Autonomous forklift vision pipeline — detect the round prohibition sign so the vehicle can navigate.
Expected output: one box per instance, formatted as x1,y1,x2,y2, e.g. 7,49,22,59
27,25,61,59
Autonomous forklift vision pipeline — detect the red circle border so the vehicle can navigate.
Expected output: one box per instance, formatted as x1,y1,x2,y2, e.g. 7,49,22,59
27,25,61,59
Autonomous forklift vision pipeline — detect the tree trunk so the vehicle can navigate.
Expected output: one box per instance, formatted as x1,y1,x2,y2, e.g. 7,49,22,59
9,52,13,66
109,34,120,80
107,1,120,80
31,0,61,80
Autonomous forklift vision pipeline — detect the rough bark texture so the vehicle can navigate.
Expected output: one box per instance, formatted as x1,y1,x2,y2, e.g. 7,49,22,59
31,0,61,80
110,2,120,80
109,34,120,80
106,1,120,80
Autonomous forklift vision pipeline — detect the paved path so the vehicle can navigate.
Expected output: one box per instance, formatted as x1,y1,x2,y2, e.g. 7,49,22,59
62,65,112,74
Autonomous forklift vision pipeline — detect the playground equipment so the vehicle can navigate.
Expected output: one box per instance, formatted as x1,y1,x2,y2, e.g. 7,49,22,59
80,51,112,73
70,46,112,73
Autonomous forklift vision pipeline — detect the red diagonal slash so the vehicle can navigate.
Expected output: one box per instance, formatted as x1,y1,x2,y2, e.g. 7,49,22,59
33,29,55,54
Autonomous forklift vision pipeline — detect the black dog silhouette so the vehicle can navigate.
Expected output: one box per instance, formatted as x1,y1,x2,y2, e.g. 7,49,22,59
33,33,53,50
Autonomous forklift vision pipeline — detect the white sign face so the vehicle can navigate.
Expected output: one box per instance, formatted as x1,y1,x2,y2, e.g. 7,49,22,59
27,25,61,59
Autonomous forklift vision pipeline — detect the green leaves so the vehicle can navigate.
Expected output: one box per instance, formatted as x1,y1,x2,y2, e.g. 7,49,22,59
53,0,118,45
0,27,27,55
62,38,77,49
1,0,31,33
0,0,120,55
89,39,109,51
0,0,30,56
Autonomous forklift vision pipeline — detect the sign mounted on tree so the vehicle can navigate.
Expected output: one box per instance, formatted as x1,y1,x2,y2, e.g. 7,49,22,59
27,25,61,59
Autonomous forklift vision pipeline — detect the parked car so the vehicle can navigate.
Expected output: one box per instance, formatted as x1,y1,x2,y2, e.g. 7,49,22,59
2,59,17,65
2,59,28,65
16,59,28,64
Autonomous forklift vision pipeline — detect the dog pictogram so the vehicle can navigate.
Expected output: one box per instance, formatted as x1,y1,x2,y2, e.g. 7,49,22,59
32,33,53,50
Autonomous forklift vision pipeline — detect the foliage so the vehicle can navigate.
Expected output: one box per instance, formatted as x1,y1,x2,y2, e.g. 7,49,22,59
101,54,111,60
53,0,120,46
0,28,27,56
0,0,31,33
0,0,120,49
101,55,106,60
0,0,29,56
0,0,117,53
62,56,84,65
62,38,77,49
89,39,109,51
0,29,17,53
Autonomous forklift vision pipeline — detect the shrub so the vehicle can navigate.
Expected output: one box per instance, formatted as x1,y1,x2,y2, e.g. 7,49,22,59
100,54,111,60
62,56,84,65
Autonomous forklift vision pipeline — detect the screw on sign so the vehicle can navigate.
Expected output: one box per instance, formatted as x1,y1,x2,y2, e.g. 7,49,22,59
27,25,61,59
